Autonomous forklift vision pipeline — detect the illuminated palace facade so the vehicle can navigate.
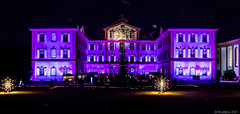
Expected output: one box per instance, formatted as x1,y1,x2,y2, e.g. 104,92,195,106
216,38,240,77
30,17,217,81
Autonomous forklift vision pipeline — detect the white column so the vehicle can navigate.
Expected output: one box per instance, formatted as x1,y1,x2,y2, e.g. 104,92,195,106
188,33,190,42
44,33,47,42
188,48,191,58
37,49,39,58
183,33,185,42
183,48,186,58
207,48,210,58
61,33,63,42
200,48,203,58
44,49,47,58
195,48,198,58
68,33,70,42
195,33,198,42
68,49,70,58
207,33,210,42
200,33,203,42
176,33,178,42
37,32,40,42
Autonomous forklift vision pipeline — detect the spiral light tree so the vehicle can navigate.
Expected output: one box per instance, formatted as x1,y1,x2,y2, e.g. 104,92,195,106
154,75,169,93
1,76,14,93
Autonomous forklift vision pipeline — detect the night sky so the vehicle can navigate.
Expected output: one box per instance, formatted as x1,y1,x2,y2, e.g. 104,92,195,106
1,0,240,79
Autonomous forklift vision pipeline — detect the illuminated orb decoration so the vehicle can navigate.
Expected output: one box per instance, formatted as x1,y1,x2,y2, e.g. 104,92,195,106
1,76,14,93
154,76,169,93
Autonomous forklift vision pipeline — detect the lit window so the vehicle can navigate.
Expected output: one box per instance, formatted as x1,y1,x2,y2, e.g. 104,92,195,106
51,33,56,42
39,67,44,76
51,47,56,58
178,33,183,42
191,48,195,58
179,48,183,58
110,32,114,38
202,34,207,42
63,34,68,42
202,67,207,76
40,34,45,42
51,66,56,76
63,67,68,75
203,48,207,58
179,66,183,75
236,47,238,67
190,34,195,42
63,49,68,58
229,48,232,67
190,67,196,76
130,32,134,38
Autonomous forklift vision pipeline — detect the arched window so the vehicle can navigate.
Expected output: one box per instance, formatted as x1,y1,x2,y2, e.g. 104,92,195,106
190,67,196,76
51,47,56,58
51,66,56,76
51,32,56,42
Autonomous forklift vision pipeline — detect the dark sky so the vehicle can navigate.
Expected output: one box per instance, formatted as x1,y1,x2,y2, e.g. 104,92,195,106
1,0,240,79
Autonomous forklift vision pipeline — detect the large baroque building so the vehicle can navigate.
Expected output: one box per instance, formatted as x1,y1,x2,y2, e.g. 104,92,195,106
30,17,217,81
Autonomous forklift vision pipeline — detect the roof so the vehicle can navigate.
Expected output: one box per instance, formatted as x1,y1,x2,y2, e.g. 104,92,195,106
29,28,79,32
103,16,141,30
167,28,218,32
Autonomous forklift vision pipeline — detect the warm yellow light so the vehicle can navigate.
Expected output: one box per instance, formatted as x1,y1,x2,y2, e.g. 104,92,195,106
0,91,37,95
136,91,184,96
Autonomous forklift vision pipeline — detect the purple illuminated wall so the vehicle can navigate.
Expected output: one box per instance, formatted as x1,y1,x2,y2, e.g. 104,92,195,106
30,21,217,81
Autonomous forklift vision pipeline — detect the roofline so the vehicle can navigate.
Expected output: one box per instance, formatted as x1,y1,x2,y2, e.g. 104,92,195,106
29,28,79,32
217,38,240,46
166,28,218,32
103,22,141,30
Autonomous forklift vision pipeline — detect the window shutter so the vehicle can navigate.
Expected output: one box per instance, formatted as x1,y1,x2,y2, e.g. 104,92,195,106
195,33,198,42
149,54,151,62
145,55,148,62
61,49,63,58
36,67,39,76
183,33,185,42
176,67,179,75
114,54,116,62
128,54,130,62
176,48,178,58
44,68,47,76
176,33,178,42
207,48,210,58
188,48,191,58
200,48,203,58
207,33,210,42
200,34,203,42
61,33,63,42
195,48,198,58
37,32,40,42
37,49,39,58
68,48,70,58
44,33,47,42
44,49,47,58
109,54,111,62
188,33,190,42
68,33,70,42
108,43,110,50
183,48,186,58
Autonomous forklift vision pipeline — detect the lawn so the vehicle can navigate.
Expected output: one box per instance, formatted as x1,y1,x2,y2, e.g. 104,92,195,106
0,85,239,114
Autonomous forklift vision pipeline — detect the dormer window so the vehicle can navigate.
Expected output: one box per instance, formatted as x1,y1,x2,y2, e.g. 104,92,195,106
130,30,135,39
110,30,114,39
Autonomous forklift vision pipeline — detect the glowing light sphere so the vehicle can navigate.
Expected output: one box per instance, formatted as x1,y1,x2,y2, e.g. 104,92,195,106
1,76,14,93
154,75,169,93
